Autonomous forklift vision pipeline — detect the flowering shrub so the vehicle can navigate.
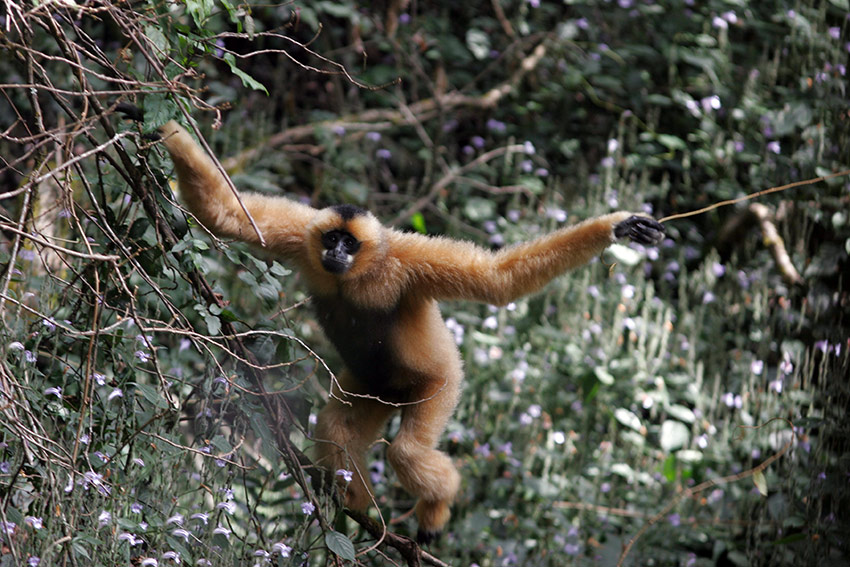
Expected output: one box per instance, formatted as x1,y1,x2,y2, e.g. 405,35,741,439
1,0,847,566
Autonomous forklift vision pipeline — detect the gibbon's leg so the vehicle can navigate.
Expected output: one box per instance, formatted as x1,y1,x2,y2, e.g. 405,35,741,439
313,370,396,510
386,370,463,543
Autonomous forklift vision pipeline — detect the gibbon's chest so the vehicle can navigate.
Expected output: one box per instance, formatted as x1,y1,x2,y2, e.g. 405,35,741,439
311,295,400,389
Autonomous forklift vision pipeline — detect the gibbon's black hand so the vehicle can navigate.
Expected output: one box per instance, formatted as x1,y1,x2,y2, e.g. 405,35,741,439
115,102,144,122
614,215,666,246
115,102,161,141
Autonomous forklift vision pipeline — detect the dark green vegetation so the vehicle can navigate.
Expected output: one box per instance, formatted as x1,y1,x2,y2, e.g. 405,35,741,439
1,1,848,565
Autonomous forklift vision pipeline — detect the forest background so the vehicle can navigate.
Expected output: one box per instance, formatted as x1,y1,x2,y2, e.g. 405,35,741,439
1,0,848,566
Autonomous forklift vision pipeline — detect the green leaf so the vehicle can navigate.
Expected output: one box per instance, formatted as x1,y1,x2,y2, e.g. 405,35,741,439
662,455,677,482
325,530,356,561
211,434,232,453
205,314,221,336
133,383,170,410
223,53,268,95
753,470,768,496
410,212,427,234
269,261,291,277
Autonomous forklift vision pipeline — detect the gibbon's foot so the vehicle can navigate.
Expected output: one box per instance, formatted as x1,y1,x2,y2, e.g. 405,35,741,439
614,215,666,246
416,528,442,545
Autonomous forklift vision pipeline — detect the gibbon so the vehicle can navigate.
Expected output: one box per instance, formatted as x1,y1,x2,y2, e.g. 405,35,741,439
136,115,664,543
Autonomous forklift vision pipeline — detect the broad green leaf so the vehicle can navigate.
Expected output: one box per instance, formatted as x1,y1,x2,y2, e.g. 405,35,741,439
325,530,356,561
223,53,268,95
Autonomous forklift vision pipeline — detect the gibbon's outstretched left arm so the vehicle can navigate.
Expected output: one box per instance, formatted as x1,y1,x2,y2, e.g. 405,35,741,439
125,108,664,544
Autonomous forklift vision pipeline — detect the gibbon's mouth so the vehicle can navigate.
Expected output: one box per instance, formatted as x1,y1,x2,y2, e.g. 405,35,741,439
321,252,352,274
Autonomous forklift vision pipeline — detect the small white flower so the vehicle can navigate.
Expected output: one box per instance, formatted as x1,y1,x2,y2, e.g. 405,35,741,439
25,516,43,530
213,525,231,539
97,510,111,527
216,501,236,515
336,469,353,483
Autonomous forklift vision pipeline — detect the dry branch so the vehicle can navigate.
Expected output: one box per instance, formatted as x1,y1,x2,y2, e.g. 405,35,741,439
220,43,548,171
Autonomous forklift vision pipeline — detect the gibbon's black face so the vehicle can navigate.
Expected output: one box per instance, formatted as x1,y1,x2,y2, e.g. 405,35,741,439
320,229,361,274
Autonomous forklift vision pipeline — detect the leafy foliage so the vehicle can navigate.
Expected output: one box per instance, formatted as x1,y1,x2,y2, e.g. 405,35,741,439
1,1,848,566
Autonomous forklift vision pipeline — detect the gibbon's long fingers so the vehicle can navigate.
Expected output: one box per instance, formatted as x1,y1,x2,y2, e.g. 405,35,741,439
157,121,318,257
393,211,636,305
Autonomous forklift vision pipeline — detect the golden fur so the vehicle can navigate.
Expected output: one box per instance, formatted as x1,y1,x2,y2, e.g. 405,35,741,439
157,119,660,541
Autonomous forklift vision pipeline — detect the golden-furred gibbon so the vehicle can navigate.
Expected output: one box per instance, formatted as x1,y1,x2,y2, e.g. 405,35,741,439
137,115,664,542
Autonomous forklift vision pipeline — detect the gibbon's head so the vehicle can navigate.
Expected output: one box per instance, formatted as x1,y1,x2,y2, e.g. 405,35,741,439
306,205,386,279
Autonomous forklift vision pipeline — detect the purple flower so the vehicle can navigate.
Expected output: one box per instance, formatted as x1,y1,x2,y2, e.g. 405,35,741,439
118,532,144,546
336,469,353,483
376,148,392,160
668,513,681,526
44,387,62,398
25,516,43,529
486,119,506,133
767,141,781,154
828,27,840,40
272,542,292,557
301,501,316,515
213,525,231,539
97,510,111,527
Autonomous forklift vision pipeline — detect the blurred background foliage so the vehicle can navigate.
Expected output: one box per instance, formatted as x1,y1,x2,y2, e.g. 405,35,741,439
1,0,848,566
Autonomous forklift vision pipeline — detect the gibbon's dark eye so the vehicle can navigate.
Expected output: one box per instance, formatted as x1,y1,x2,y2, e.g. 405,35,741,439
321,230,361,274
322,230,360,254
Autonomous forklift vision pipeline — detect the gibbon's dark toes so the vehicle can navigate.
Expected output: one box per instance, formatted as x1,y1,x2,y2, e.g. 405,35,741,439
614,215,666,246
115,102,144,122
416,528,442,545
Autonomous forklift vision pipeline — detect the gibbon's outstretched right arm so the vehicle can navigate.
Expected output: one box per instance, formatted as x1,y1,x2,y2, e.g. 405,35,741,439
157,121,318,259
387,212,664,305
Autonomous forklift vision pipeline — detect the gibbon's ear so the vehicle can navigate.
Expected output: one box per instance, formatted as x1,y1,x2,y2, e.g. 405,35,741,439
305,206,388,281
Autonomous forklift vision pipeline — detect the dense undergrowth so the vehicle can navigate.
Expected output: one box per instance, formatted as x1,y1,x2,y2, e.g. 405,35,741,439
1,1,848,566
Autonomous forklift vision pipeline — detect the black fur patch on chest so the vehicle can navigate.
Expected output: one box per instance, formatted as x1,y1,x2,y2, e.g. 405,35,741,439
311,295,401,391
